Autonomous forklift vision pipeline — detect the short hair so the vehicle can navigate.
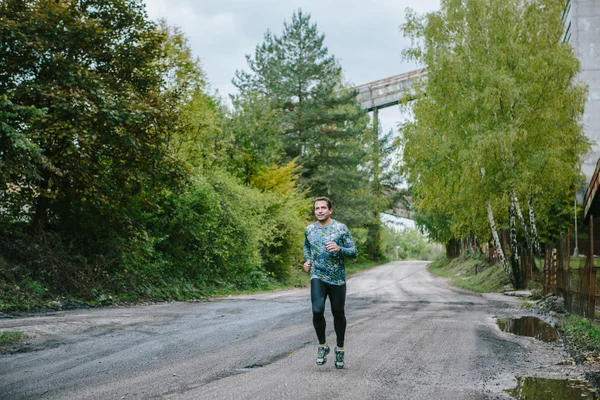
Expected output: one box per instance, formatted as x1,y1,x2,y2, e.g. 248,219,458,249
313,197,332,210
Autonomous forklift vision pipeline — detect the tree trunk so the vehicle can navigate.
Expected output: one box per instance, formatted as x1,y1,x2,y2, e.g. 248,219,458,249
476,239,484,255
365,222,383,260
32,170,51,229
528,196,542,257
487,200,515,287
509,200,522,289
513,195,539,272
446,237,461,258
512,196,531,250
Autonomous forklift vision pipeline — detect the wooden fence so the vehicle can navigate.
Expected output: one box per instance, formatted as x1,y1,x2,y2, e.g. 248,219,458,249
544,217,600,320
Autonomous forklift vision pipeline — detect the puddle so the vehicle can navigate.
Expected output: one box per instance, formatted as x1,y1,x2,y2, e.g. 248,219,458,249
496,316,560,342
505,377,597,399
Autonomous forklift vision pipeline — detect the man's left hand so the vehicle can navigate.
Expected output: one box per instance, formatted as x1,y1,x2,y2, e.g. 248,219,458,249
326,242,341,253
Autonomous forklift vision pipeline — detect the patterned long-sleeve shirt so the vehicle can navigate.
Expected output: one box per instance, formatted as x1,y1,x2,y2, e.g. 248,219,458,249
303,219,357,285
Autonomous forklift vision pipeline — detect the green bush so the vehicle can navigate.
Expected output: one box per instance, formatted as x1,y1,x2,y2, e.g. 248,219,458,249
382,225,442,260
155,170,307,288
0,168,310,309
154,172,261,286
253,191,307,281
349,227,369,262
0,224,113,300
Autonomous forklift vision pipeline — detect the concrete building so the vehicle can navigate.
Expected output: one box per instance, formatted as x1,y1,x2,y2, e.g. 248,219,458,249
566,0,600,220
565,0,600,185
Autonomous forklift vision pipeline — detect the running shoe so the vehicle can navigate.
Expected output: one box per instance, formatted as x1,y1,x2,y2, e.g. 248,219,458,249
316,344,330,365
334,347,344,369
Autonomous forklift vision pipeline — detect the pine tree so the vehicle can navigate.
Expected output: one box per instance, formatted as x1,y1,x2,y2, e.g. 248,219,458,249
233,10,371,230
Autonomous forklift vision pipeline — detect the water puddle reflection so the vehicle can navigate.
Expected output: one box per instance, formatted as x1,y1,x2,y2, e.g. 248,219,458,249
505,377,596,399
496,316,560,342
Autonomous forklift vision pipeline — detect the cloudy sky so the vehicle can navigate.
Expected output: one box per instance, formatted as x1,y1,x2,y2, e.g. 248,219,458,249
143,0,440,134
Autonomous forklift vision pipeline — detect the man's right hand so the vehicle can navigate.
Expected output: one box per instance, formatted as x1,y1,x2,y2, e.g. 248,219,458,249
303,260,311,272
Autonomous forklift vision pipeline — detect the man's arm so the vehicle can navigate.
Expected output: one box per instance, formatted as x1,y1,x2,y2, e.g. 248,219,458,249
339,225,357,259
303,230,311,261
303,230,312,272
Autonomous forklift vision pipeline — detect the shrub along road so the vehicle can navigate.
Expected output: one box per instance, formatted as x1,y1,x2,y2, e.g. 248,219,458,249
0,261,583,399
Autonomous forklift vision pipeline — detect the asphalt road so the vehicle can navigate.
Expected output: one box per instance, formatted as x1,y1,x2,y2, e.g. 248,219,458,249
0,261,582,399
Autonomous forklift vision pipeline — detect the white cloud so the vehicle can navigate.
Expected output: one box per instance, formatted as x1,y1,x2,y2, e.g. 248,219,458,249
143,0,440,132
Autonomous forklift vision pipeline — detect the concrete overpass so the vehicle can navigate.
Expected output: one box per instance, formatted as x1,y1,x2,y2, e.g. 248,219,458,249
354,68,424,112
353,70,424,221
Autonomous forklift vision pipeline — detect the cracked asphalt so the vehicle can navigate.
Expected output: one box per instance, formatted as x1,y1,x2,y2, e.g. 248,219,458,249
0,261,585,399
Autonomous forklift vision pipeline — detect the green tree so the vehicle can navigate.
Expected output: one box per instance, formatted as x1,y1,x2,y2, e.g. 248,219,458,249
0,96,45,219
400,0,589,287
0,0,192,298
381,225,440,261
362,125,402,259
0,0,185,232
232,10,372,228
226,92,284,182
154,20,230,171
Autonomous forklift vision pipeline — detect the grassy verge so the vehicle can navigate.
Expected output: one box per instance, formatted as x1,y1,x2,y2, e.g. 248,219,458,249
556,314,600,365
428,254,511,293
0,331,27,347
0,259,388,312
569,256,600,269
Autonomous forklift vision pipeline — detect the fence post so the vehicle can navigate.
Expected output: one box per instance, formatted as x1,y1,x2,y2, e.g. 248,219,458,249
567,230,572,313
589,218,596,319
545,246,552,295
552,247,558,294
528,247,533,284
524,247,527,284
543,247,548,295
567,228,571,270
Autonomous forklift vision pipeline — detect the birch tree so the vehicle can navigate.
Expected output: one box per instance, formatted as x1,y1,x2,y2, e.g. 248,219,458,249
400,0,588,287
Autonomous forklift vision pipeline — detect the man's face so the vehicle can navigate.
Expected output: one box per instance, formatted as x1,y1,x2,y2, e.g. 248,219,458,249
314,200,332,222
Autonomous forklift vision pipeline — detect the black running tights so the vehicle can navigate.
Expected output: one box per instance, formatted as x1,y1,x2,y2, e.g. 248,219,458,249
310,278,346,348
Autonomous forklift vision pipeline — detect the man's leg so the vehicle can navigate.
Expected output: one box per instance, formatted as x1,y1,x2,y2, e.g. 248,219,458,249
311,279,330,365
329,283,347,348
329,283,347,369
310,278,328,345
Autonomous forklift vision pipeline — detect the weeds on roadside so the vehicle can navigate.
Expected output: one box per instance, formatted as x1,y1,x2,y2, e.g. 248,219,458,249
0,331,27,347
557,314,600,363
520,301,536,309
428,254,511,293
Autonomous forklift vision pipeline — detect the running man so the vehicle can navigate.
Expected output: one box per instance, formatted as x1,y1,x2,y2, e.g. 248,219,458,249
303,197,357,369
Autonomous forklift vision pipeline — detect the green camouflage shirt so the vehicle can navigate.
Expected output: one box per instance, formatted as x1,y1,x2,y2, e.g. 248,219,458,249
303,219,357,285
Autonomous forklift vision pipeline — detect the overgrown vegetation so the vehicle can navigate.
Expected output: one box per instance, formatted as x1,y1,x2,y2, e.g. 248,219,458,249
428,254,511,293
0,2,394,311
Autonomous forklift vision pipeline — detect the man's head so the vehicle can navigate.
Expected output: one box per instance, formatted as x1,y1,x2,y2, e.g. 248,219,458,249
313,197,333,224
